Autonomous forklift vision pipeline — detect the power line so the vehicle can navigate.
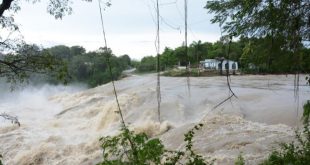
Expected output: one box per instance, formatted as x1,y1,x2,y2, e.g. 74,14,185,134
148,0,181,31
184,0,191,95
160,0,178,6
156,0,161,123
160,15,181,31
98,0,126,127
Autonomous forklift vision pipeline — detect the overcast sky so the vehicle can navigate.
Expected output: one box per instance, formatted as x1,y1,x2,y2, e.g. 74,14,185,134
14,0,221,59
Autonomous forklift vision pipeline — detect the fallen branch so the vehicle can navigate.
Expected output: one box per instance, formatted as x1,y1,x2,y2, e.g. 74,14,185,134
212,94,235,110
0,112,20,126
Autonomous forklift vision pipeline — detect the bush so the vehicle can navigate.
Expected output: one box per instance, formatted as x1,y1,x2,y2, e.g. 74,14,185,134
97,124,214,165
234,154,245,165
162,69,200,77
97,127,164,165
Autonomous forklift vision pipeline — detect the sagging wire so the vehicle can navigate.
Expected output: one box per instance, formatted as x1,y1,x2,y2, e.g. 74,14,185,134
97,0,126,128
212,29,238,110
147,0,180,31
160,15,181,31
184,0,191,96
155,0,161,122
160,0,178,6
294,65,300,127
97,1,140,159
225,35,238,99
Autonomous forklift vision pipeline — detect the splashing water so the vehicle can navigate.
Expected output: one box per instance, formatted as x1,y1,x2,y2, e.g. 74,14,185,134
0,74,309,164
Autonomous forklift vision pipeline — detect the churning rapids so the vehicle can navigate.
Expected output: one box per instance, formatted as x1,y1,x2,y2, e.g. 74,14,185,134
0,74,310,164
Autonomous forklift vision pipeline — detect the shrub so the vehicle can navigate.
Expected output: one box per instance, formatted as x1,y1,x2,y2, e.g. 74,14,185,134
97,127,164,165
162,69,200,77
234,154,245,165
97,124,214,165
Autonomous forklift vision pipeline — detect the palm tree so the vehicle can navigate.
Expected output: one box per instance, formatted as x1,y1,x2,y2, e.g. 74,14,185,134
191,40,203,76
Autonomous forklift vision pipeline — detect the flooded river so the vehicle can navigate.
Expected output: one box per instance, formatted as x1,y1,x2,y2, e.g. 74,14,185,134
0,74,309,164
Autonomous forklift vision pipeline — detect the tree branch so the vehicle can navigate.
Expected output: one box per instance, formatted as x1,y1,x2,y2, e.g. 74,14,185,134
0,0,14,17
0,112,20,126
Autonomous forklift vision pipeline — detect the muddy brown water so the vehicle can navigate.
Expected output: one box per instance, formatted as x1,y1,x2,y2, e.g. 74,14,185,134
0,74,309,164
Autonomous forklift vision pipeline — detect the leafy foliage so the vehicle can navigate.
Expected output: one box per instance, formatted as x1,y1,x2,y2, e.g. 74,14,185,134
136,56,158,73
139,38,310,74
97,127,165,165
0,154,2,165
0,44,68,85
205,0,309,43
182,123,212,165
98,124,213,165
15,45,132,87
234,154,245,165
205,0,309,75
0,0,112,85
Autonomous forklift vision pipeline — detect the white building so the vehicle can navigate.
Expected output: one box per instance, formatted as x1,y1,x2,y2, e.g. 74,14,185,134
200,59,238,71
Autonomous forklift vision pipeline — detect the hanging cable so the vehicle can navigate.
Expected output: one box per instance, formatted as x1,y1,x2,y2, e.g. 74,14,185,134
184,0,190,95
225,35,238,98
156,0,161,122
212,28,237,110
98,1,140,159
98,0,126,128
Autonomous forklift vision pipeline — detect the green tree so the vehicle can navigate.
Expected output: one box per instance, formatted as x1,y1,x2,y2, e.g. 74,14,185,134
205,0,309,72
207,41,225,59
137,56,157,72
70,46,86,56
160,47,177,70
190,40,203,66
0,0,111,84
205,0,309,42
0,44,67,84
174,46,187,66
119,54,131,68
48,45,71,60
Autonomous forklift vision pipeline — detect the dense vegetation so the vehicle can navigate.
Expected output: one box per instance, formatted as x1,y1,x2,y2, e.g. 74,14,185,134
97,124,214,165
0,0,101,84
1,44,132,87
0,44,68,85
135,38,310,74
33,45,132,87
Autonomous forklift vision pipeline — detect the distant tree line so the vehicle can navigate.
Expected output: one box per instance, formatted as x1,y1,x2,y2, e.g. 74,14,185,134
46,45,132,87
135,37,310,74
0,44,132,87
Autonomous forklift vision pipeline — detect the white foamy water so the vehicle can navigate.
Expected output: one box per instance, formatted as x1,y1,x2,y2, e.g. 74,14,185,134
0,74,309,164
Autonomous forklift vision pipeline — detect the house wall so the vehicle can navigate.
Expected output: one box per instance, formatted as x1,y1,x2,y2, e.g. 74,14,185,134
201,59,238,71
220,60,238,70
